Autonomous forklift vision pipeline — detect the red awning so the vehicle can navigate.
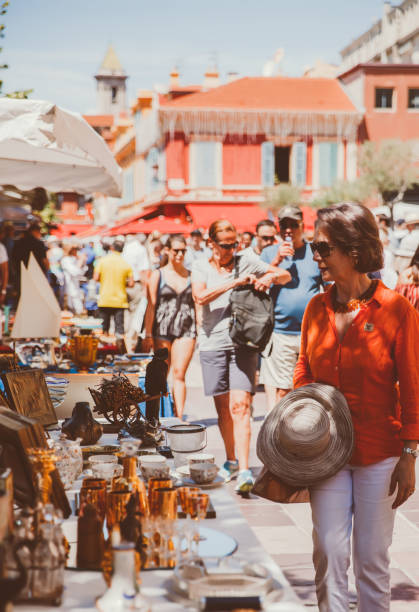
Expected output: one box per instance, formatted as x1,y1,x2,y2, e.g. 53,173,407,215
51,224,94,238
104,216,193,236
186,203,317,233
186,204,267,232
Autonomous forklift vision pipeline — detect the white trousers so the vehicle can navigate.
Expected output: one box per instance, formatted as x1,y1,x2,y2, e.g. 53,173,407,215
310,457,398,612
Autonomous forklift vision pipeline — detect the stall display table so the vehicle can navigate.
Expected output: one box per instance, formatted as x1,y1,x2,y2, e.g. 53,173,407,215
15,422,305,611
47,372,174,420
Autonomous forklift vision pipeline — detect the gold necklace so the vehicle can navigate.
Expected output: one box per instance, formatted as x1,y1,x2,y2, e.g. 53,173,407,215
332,280,378,313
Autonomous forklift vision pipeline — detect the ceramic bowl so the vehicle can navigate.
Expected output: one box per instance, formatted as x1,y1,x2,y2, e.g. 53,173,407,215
139,455,170,480
188,453,215,466
92,462,123,481
189,462,219,485
88,454,118,467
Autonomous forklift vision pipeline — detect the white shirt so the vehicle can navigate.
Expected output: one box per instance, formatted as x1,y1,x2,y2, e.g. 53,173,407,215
0,243,8,264
122,240,150,281
399,229,419,254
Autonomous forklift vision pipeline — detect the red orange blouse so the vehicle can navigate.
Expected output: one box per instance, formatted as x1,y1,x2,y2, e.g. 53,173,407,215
293,281,419,466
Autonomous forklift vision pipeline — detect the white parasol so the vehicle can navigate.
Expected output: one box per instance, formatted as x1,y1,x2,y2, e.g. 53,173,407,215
0,98,122,197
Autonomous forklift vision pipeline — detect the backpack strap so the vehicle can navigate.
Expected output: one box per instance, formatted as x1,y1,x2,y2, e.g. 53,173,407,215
234,255,240,280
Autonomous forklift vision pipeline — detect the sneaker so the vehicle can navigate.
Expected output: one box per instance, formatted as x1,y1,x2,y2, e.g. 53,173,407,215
219,460,239,482
235,469,254,494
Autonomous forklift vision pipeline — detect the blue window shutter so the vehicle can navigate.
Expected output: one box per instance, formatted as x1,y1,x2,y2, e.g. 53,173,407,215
146,147,159,194
158,147,166,184
123,168,134,204
319,143,330,187
261,141,274,186
194,142,217,187
329,142,338,185
319,142,338,187
294,142,307,187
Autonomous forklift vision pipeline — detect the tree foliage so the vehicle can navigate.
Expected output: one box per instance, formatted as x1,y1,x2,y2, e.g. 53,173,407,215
262,182,302,212
311,178,371,208
311,140,418,225
0,1,32,98
358,140,418,207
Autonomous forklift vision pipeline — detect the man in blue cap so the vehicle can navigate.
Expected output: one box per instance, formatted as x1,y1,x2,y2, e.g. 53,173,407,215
260,205,322,411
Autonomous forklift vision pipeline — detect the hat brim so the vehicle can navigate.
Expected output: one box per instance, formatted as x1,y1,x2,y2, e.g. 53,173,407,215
257,383,354,487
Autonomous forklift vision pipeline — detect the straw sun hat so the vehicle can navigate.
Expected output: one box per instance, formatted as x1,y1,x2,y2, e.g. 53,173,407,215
257,383,354,488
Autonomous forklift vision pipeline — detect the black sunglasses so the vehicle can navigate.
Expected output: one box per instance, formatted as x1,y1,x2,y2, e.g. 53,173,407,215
310,241,335,258
216,241,239,250
172,248,187,254
260,235,275,242
279,220,300,230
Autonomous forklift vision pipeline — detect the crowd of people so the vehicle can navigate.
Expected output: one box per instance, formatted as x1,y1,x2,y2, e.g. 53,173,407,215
0,203,418,611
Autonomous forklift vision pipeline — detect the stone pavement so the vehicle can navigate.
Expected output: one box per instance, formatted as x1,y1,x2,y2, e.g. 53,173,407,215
180,355,419,610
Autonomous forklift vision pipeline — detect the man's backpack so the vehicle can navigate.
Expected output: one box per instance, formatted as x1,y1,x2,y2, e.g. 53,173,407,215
229,259,274,352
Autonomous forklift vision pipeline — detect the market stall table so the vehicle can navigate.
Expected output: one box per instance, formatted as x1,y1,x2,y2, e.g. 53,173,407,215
16,421,305,611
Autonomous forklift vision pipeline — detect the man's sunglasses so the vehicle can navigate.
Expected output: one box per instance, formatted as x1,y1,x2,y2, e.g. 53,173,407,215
172,248,187,254
260,235,276,243
310,241,335,258
279,220,300,230
216,241,239,250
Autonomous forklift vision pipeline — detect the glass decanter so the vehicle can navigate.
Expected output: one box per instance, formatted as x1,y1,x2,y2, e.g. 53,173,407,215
52,435,83,489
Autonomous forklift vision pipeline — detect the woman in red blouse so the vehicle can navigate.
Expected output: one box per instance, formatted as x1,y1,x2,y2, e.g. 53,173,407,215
293,202,419,612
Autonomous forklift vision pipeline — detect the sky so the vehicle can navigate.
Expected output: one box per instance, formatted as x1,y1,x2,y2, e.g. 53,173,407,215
2,0,386,114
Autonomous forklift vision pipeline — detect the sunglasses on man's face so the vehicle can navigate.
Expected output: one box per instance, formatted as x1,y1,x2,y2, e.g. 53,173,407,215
310,241,335,258
259,235,276,243
172,248,187,255
279,220,300,230
216,241,239,250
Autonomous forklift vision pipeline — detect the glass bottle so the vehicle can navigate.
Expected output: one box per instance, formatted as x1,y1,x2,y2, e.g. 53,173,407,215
31,523,62,602
52,435,83,489
4,518,32,600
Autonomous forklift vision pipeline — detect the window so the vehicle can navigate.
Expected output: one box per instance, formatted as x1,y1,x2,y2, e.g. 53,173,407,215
191,141,219,188
408,88,419,109
122,168,134,204
318,142,338,187
261,141,274,187
293,142,307,187
146,147,159,194
375,88,393,109
274,146,290,182
111,86,117,103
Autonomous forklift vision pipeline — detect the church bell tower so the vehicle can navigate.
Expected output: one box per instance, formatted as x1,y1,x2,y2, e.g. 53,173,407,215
95,45,127,116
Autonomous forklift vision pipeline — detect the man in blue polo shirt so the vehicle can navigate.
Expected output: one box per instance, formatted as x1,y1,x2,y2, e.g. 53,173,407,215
260,205,322,411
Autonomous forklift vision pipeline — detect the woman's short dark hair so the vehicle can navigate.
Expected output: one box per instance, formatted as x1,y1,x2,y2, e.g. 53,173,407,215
208,219,236,242
166,234,186,249
316,202,384,273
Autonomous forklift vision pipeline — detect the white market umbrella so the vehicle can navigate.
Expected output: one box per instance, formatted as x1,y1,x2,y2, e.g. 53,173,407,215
0,98,122,197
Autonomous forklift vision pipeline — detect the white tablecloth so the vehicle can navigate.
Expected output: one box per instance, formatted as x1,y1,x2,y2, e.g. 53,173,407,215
17,421,305,611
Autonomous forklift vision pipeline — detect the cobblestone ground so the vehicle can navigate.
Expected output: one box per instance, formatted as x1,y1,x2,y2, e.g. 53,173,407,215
181,354,419,610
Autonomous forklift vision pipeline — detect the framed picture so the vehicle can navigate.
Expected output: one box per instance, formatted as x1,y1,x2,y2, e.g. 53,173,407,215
0,407,70,517
2,369,57,427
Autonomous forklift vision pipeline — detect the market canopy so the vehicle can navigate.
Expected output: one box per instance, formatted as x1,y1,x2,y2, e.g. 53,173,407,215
0,98,122,197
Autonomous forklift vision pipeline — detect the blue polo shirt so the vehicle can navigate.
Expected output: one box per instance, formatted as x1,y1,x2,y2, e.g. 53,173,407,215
261,242,322,335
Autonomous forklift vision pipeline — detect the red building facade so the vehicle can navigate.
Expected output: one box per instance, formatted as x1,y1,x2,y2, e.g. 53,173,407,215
121,75,362,233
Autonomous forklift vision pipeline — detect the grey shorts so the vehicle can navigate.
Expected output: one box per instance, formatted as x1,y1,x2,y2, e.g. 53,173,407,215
199,347,258,397
259,331,301,390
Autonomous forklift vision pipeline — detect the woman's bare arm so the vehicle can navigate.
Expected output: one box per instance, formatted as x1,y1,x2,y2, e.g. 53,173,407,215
192,272,255,307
